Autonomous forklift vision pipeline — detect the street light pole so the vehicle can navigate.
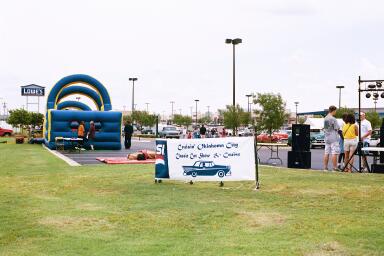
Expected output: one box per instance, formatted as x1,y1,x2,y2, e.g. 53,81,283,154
226,38,242,107
336,85,345,109
2,102,6,116
170,101,175,121
145,103,149,112
129,77,138,115
246,94,252,112
195,99,199,125
294,102,299,124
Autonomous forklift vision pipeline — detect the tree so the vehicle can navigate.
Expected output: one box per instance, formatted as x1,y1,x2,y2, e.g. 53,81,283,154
29,112,44,127
220,104,249,135
253,93,288,136
198,116,211,125
365,111,381,129
7,109,31,131
335,107,355,119
124,111,157,128
298,116,306,124
173,114,192,127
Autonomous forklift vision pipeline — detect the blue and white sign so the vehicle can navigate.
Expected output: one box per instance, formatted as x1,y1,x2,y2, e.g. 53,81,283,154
155,137,256,181
21,84,45,96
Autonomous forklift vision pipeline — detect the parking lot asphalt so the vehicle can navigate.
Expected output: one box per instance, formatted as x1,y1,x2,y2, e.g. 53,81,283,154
61,139,373,171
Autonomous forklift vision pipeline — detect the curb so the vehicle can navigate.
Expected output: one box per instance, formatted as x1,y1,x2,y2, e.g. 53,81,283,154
42,144,81,167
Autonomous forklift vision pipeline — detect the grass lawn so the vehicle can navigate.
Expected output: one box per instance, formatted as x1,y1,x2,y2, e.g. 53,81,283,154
0,143,383,256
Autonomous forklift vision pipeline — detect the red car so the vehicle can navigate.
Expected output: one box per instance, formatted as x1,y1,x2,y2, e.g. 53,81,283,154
257,132,289,143
256,133,279,143
272,132,289,142
0,127,13,137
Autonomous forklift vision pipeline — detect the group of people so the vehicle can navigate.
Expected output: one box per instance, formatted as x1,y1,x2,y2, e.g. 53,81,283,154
323,105,372,172
77,121,96,150
187,125,226,139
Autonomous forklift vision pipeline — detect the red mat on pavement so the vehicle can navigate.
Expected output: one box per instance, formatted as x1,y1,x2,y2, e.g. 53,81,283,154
96,157,156,164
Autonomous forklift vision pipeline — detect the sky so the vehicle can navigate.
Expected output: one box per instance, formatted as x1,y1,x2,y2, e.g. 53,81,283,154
1,0,384,116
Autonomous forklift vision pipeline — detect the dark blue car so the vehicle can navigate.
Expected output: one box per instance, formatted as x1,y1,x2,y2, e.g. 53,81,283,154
182,161,231,178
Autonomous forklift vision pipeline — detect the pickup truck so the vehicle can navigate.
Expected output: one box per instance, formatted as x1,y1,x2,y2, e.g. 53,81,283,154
0,127,13,137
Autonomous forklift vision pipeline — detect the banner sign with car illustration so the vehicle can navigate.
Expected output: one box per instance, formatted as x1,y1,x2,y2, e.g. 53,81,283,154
155,137,256,181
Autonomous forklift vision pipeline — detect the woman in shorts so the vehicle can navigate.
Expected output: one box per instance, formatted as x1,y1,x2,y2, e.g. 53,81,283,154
343,114,358,172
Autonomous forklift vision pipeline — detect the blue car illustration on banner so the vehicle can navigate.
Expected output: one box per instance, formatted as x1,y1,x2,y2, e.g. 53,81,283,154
182,161,231,178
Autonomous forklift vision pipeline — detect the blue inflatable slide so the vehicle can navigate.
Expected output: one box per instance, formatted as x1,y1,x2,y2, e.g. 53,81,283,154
44,74,122,150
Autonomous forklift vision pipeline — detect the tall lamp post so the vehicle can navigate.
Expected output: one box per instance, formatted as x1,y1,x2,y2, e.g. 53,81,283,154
336,85,345,109
145,103,149,112
194,99,199,125
245,94,252,112
294,102,299,124
170,101,175,122
225,38,242,106
129,77,138,114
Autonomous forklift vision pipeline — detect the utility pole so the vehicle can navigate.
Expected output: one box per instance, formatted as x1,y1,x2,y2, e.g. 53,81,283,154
129,77,138,115
336,85,345,109
246,94,252,112
194,99,199,125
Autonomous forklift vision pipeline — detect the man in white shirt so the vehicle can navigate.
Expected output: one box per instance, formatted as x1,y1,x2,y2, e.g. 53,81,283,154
360,112,372,171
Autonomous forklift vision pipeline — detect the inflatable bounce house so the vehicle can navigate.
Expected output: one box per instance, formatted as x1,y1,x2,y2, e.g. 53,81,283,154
44,74,122,150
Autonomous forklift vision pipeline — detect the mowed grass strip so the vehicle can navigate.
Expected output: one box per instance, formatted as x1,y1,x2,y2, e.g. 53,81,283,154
0,143,383,256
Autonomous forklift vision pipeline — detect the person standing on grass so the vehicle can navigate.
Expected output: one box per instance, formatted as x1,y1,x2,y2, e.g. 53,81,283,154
323,105,341,171
124,120,134,149
337,114,348,169
360,112,372,172
343,113,358,172
87,121,96,150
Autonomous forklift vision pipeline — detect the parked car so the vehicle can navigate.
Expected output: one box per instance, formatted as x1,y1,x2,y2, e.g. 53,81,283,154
310,132,325,148
257,133,279,143
238,128,253,137
370,129,380,147
159,126,181,138
0,127,13,137
141,127,155,135
273,131,289,142
182,161,231,178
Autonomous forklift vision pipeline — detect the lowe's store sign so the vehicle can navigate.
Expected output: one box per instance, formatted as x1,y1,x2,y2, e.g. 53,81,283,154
21,84,45,96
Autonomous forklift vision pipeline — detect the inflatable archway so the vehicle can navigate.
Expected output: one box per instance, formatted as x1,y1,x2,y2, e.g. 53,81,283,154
44,74,122,150
57,101,92,111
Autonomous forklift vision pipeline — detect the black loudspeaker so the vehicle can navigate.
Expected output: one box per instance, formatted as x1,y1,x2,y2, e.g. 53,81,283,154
292,124,310,152
371,164,384,174
288,151,311,169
